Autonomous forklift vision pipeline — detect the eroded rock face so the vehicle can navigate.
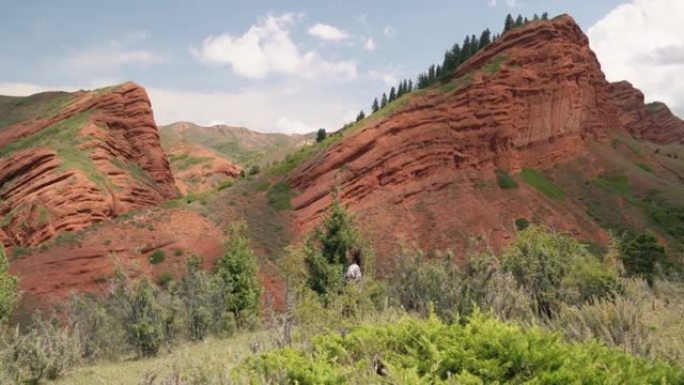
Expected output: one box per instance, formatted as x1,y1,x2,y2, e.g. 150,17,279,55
166,141,242,195
0,82,178,247
608,80,684,144
286,15,661,264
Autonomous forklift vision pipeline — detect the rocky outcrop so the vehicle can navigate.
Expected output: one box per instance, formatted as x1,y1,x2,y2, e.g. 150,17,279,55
285,15,664,263
0,82,178,247
608,81,684,144
166,141,242,195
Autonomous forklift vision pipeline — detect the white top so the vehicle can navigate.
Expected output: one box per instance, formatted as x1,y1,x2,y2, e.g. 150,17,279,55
345,263,362,279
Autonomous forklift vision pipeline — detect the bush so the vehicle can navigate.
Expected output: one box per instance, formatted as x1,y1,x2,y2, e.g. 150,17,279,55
390,250,534,323
495,169,518,189
175,257,234,341
67,294,125,361
304,199,368,297
215,223,261,322
149,250,166,265
247,164,260,175
1,314,80,384
619,231,666,286
109,275,167,357
0,245,19,323
244,313,684,384
157,272,173,288
514,217,530,231
266,182,292,210
502,226,619,317
551,294,653,357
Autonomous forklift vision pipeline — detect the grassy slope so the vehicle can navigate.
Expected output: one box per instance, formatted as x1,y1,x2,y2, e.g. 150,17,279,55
159,123,313,167
0,92,74,130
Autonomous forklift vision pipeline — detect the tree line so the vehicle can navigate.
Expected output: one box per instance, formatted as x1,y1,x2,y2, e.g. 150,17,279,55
352,12,550,125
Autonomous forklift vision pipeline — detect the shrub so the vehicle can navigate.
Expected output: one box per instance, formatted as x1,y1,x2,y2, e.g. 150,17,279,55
551,294,653,357
502,226,618,317
495,169,518,189
266,182,292,210
619,232,666,286
215,223,261,322
514,217,530,231
0,245,19,323
157,272,173,288
244,313,684,384
305,199,366,297
67,294,125,361
175,257,226,341
110,275,166,357
1,314,81,384
149,250,166,265
247,164,260,175
390,250,534,323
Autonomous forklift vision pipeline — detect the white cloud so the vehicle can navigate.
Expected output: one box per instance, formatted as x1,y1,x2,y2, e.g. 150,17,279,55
0,80,119,95
0,82,62,95
191,13,357,80
369,68,400,87
65,31,160,71
364,37,376,51
147,85,359,133
588,0,684,115
383,25,397,38
308,23,350,41
487,0,497,7
275,117,315,132
505,0,517,8
68,49,159,70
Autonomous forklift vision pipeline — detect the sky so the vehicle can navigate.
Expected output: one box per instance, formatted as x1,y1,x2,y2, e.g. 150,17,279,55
0,0,681,133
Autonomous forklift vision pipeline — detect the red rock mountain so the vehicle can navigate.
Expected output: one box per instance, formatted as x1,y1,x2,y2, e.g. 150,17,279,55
0,82,178,247
286,15,684,266
6,15,684,300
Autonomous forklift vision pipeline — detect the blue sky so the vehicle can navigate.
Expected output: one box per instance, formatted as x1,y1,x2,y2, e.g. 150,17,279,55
1,0,682,133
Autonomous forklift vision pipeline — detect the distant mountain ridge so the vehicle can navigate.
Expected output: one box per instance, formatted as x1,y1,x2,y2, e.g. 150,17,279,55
159,121,314,167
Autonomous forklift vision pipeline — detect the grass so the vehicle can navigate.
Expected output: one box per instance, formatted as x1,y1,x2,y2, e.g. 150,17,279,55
52,332,269,385
168,153,213,171
495,169,518,189
148,250,166,265
594,173,632,199
482,54,509,74
38,206,50,224
216,178,234,191
267,182,293,210
0,111,110,190
520,168,564,200
437,73,473,93
110,158,156,186
0,92,74,130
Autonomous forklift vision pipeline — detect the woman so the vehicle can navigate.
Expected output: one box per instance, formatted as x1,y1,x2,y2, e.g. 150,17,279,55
345,247,362,280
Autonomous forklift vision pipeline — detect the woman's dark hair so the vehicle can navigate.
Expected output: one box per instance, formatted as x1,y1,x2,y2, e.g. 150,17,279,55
349,247,362,266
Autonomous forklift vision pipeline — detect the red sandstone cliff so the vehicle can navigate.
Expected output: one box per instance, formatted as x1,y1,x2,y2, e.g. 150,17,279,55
0,82,178,247
285,15,676,263
608,80,684,144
